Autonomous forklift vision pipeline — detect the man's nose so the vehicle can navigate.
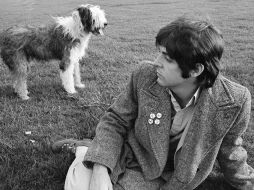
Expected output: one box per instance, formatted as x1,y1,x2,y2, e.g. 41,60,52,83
153,55,163,67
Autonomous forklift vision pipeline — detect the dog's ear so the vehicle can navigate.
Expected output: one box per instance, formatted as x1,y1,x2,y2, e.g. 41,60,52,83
77,7,93,32
72,11,80,25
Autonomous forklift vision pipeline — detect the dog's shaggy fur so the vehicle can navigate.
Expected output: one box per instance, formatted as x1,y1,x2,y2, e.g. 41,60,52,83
0,4,107,100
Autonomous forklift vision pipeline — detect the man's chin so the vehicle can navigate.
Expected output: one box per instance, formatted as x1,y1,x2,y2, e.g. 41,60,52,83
157,78,165,86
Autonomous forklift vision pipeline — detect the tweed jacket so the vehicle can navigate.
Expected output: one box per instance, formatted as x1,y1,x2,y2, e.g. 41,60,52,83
84,63,254,190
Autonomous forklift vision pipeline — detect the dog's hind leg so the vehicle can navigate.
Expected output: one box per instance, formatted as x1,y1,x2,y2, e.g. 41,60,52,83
12,74,19,94
14,73,29,100
1,49,29,100
74,61,85,88
12,54,30,100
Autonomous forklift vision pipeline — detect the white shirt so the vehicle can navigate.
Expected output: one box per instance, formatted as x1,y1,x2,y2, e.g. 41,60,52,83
168,88,201,166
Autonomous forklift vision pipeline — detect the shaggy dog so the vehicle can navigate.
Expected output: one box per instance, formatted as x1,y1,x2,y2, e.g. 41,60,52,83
0,4,107,100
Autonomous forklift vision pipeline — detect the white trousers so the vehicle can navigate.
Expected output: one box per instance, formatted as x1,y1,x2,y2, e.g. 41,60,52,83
65,146,93,190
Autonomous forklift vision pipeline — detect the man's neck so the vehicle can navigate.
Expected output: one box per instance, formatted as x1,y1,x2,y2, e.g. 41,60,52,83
169,83,200,108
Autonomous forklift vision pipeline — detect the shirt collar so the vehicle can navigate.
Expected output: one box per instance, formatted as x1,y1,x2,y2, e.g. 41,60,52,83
169,87,201,111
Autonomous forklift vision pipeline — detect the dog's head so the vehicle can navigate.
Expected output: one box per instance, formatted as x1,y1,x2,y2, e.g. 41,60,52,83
76,4,107,35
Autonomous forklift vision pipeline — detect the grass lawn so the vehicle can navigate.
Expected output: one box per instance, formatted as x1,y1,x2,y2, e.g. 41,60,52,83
0,0,254,189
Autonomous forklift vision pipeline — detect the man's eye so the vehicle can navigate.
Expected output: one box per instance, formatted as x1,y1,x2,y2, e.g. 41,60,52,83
163,55,171,62
161,52,171,61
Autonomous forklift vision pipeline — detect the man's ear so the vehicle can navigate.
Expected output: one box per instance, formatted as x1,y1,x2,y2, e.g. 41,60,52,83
190,63,204,77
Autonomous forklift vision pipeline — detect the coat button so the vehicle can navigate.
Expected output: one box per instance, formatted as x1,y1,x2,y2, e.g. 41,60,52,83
148,119,154,124
156,113,162,118
154,119,160,125
150,113,155,119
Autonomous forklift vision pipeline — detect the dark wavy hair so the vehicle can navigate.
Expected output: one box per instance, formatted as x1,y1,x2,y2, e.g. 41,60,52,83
155,15,224,88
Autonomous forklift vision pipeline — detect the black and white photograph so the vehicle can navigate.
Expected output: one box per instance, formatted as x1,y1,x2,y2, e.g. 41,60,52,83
0,0,254,190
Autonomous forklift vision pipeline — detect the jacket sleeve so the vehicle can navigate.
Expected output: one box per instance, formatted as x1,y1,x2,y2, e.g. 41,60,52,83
218,87,254,189
83,66,140,172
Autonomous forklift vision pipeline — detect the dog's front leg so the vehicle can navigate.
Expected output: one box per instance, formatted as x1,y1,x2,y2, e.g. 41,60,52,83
74,60,85,88
59,50,77,94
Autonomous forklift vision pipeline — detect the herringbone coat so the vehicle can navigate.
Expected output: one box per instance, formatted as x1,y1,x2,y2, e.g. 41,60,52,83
84,63,254,190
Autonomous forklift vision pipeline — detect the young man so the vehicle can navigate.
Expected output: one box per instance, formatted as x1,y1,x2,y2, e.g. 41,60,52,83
52,15,254,190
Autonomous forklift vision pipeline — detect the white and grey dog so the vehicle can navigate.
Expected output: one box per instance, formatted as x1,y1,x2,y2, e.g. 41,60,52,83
0,4,107,100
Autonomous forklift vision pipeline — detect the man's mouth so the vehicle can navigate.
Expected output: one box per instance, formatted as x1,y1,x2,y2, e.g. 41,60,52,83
156,72,162,78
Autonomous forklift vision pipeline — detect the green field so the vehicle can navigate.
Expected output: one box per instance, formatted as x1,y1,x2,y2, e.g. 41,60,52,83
0,0,254,189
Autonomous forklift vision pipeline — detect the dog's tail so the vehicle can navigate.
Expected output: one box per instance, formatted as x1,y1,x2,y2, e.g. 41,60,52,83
0,27,11,47
0,28,12,54
0,28,19,70
0,30,5,64
0,30,4,50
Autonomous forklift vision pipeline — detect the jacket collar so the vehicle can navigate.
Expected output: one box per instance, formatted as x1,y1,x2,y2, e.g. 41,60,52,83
207,73,235,108
146,79,167,99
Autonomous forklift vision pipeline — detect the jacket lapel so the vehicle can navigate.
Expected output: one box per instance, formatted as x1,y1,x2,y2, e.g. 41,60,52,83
142,79,172,170
174,74,241,183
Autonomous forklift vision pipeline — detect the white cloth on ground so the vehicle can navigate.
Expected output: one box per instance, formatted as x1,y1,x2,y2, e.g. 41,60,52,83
64,146,92,190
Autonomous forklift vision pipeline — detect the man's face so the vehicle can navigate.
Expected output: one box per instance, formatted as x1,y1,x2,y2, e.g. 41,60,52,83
154,46,187,87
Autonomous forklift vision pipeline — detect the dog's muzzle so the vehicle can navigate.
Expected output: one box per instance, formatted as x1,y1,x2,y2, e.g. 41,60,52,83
93,23,107,35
